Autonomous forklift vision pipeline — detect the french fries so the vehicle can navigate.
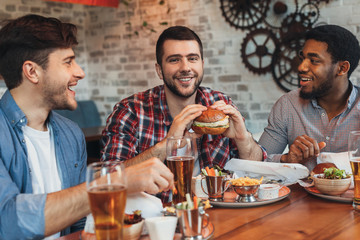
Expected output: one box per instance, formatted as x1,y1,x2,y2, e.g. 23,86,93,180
229,176,263,186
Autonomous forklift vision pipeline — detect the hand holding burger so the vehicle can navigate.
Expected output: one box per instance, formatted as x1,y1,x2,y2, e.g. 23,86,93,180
191,107,229,135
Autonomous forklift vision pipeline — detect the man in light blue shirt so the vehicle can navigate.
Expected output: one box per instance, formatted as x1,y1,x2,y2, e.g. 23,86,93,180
0,14,174,239
259,25,360,170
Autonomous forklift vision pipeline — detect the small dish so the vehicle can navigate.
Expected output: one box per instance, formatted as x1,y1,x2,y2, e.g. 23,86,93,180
210,185,291,208
258,184,281,200
124,219,144,240
313,174,351,196
232,184,260,202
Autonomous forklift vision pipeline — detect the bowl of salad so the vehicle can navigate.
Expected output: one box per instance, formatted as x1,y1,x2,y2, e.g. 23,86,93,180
313,167,351,196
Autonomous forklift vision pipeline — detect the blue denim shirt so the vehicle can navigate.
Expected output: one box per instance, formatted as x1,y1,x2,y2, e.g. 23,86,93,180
0,90,87,239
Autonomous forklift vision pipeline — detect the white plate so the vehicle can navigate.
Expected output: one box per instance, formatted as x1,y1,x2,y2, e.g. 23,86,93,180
210,186,291,208
304,186,353,203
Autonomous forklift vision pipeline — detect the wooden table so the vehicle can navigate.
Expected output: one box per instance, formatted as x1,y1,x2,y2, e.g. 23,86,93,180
58,184,360,240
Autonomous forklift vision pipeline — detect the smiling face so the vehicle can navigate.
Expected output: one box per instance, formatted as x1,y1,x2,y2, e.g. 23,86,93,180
38,48,85,110
298,39,339,99
156,40,204,98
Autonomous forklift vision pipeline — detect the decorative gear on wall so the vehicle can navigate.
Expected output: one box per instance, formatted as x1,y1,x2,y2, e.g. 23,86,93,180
220,0,271,30
300,3,320,25
219,0,332,92
264,0,298,29
241,28,279,74
271,39,305,92
279,13,313,47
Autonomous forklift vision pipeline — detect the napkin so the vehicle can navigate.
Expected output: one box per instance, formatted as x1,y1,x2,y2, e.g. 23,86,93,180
317,152,354,189
224,158,309,186
317,152,351,174
125,192,163,218
84,191,163,234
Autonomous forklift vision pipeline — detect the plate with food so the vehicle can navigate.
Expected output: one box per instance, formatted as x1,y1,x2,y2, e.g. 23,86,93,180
304,164,353,203
209,176,291,208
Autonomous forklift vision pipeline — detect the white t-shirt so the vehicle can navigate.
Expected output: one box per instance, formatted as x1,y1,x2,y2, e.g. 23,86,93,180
23,124,61,239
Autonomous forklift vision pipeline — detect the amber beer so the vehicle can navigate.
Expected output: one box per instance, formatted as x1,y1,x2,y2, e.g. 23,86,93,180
167,156,195,204
350,159,360,204
88,184,127,240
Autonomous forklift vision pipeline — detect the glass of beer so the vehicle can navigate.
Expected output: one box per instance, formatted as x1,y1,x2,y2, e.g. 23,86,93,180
86,161,127,240
166,136,195,204
348,131,360,211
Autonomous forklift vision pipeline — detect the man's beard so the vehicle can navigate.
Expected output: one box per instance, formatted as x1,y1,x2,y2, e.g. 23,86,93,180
299,70,335,100
163,72,203,98
43,84,77,111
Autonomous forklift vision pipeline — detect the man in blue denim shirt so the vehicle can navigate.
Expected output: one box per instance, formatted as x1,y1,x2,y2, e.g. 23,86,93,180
0,14,88,239
0,15,175,239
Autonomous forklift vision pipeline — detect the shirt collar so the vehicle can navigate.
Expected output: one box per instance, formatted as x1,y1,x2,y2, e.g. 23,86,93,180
310,81,357,110
347,81,357,109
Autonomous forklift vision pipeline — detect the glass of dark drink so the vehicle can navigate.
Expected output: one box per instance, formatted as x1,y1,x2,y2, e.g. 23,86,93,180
166,136,195,204
349,131,360,211
86,161,127,240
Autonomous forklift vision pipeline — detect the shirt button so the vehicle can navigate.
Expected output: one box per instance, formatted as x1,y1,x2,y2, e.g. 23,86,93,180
22,139,26,143
326,136,330,140
20,119,24,123
321,113,326,117
74,163,78,168
11,120,15,124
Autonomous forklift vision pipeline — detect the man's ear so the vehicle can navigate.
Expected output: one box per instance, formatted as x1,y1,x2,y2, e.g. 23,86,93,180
22,61,40,84
155,63,163,80
337,61,350,76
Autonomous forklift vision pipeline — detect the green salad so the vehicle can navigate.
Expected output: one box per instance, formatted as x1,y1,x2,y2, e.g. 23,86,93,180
322,167,351,179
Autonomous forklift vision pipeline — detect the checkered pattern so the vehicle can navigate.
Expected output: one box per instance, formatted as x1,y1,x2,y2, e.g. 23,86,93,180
101,85,267,202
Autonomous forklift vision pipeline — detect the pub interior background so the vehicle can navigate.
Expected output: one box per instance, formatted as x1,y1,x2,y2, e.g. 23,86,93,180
0,0,360,135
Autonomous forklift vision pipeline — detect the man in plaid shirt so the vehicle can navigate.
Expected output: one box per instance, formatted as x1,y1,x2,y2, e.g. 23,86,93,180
101,26,266,201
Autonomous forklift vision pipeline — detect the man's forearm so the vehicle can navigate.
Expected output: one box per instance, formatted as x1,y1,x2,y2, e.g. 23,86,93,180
44,183,90,236
234,132,263,161
123,140,167,167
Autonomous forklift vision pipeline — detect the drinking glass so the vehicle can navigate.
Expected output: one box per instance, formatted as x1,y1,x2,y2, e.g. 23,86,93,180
348,131,360,211
166,136,195,204
86,161,127,240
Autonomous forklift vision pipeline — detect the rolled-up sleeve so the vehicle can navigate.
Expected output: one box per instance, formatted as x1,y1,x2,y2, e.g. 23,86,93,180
0,160,47,239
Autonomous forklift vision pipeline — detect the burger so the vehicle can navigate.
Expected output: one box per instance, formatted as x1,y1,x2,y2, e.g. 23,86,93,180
311,162,337,176
191,108,229,135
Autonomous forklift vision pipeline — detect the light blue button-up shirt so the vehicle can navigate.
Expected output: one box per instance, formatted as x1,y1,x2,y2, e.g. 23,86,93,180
0,90,87,239
259,82,360,170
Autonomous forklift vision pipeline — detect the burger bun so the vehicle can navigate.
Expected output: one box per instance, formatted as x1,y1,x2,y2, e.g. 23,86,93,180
191,108,229,135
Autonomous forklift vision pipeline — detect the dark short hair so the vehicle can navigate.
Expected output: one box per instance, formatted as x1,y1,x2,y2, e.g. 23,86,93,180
156,26,203,66
0,14,78,90
305,24,360,77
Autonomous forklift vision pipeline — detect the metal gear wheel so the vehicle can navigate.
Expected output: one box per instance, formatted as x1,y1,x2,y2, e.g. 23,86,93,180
271,39,305,92
300,2,320,25
220,0,271,30
264,0,298,30
241,28,279,74
279,13,312,48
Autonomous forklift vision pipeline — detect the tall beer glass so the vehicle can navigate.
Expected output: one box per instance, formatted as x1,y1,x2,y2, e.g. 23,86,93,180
166,136,195,204
348,131,360,211
86,161,127,240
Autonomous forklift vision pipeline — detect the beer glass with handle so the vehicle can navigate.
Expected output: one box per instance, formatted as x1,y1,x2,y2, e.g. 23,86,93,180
86,161,127,240
166,136,195,204
348,131,360,211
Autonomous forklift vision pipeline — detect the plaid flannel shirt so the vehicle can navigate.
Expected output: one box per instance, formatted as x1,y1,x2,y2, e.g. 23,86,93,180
101,85,267,202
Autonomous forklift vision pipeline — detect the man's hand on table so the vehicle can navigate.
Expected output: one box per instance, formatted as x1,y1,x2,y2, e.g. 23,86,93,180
281,135,326,163
126,157,174,194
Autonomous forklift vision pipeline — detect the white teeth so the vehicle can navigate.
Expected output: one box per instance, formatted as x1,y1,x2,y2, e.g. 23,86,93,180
300,77,312,82
178,77,191,82
68,85,76,91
